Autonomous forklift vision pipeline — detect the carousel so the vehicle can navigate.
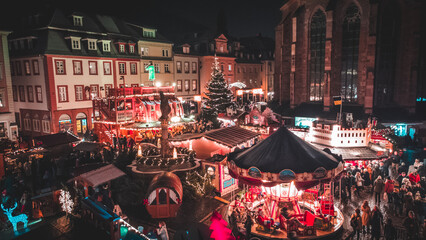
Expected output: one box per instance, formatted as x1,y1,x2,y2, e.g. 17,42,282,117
226,127,345,239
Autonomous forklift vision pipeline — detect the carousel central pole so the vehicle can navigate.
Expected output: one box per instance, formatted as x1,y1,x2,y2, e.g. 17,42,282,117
159,91,171,158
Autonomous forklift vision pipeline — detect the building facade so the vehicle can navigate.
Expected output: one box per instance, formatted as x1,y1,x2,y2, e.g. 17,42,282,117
274,0,425,116
0,31,17,141
8,9,173,137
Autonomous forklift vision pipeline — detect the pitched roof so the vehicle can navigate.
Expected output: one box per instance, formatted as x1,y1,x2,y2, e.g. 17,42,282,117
203,126,260,147
34,131,80,148
76,164,126,187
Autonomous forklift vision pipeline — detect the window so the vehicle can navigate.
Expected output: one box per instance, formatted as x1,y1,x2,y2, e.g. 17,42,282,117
192,62,197,73
73,16,83,26
154,64,160,73
88,39,97,50
162,49,169,57
10,62,15,76
19,86,25,102
24,114,31,131
119,62,126,74
24,60,31,75
35,86,42,102
309,10,326,102
183,46,190,54
42,115,50,134
71,37,81,50
119,44,125,53
104,84,112,96
341,4,360,102
27,86,34,102
33,118,40,132
102,41,110,52
184,62,189,73
75,85,84,101
129,45,135,53
143,63,149,73
73,60,83,75
176,61,182,73
184,80,190,91
164,64,170,73
192,79,197,91
228,64,232,71
90,85,99,99
12,86,18,102
16,61,22,75
141,47,149,56
89,61,97,75
130,63,137,74
143,29,156,38
55,60,66,75
32,60,39,75
103,61,111,75
57,86,68,102
177,80,182,92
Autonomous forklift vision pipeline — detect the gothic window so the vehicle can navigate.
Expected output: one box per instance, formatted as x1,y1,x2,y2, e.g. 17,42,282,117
341,4,361,102
309,10,326,102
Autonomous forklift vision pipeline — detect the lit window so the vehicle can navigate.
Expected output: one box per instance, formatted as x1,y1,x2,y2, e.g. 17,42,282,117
55,60,65,75
192,62,197,73
75,85,84,101
176,61,182,73
32,60,39,75
89,61,97,75
27,86,34,102
192,79,197,91
35,86,42,102
103,62,111,75
141,47,149,56
177,80,182,92
184,80,190,91
73,60,82,75
228,64,232,71
184,62,189,73
71,37,81,50
154,64,160,73
119,44,125,53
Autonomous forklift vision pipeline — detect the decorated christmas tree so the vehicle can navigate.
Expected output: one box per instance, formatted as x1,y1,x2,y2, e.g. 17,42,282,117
201,56,235,123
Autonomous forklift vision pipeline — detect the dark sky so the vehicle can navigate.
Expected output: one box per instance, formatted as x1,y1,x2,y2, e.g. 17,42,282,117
2,0,285,39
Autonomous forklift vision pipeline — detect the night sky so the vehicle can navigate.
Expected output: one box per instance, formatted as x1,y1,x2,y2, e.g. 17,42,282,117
2,0,285,39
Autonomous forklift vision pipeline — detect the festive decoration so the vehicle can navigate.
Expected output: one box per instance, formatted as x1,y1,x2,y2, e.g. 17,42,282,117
201,56,236,123
185,170,213,196
59,190,74,215
1,202,28,232
209,210,235,240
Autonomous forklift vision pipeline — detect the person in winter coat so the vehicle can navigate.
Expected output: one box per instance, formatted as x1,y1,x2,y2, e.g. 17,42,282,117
408,171,420,185
362,168,371,190
350,208,362,240
361,200,372,234
384,218,396,240
373,176,385,205
404,192,414,217
370,206,383,240
403,211,419,240
384,177,394,203
355,172,364,197
392,188,403,216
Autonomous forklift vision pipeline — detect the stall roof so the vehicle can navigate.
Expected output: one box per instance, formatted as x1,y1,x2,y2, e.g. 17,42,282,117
76,164,126,187
203,126,260,147
228,126,339,174
34,131,80,148
310,143,388,161
81,197,119,221
74,141,105,152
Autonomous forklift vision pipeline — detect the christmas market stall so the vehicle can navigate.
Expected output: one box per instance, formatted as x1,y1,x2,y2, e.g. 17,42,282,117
226,126,344,239
144,172,183,219
170,126,260,196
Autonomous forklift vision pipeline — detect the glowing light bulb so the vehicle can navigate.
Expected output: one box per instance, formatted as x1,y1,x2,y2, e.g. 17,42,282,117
173,147,177,159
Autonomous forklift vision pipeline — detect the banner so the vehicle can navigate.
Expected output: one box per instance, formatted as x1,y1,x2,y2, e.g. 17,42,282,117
333,96,342,105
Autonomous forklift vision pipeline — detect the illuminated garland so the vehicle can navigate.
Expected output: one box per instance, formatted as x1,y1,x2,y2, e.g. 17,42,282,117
59,190,74,215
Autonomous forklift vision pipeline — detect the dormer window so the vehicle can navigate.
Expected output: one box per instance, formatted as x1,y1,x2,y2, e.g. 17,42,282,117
69,36,81,50
88,39,97,50
101,40,110,52
143,28,156,38
73,16,83,26
129,44,135,53
119,44,125,53
183,46,190,54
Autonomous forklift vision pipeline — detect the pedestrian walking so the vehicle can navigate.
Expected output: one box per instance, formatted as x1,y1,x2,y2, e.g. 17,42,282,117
355,172,364,197
244,213,253,238
384,177,394,203
384,218,396,240
403,211,419,240
350,208,362,240
392,188,403,216
370,206,383,240
373,176,385,205
361,200,371,235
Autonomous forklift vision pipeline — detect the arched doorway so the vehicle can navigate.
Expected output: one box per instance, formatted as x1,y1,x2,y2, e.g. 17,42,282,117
76,112,88,135
58,114,72,132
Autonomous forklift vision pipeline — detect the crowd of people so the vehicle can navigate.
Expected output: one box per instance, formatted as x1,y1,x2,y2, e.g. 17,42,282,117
345,151,426,240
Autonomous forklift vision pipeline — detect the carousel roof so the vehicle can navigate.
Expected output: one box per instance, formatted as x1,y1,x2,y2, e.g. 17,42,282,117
228,126,340,174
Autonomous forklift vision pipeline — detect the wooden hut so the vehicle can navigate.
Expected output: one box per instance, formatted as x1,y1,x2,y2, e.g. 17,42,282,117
145,172,183,218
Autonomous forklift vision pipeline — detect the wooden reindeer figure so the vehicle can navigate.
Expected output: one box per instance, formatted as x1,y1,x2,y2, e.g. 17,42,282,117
1,203,28,232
